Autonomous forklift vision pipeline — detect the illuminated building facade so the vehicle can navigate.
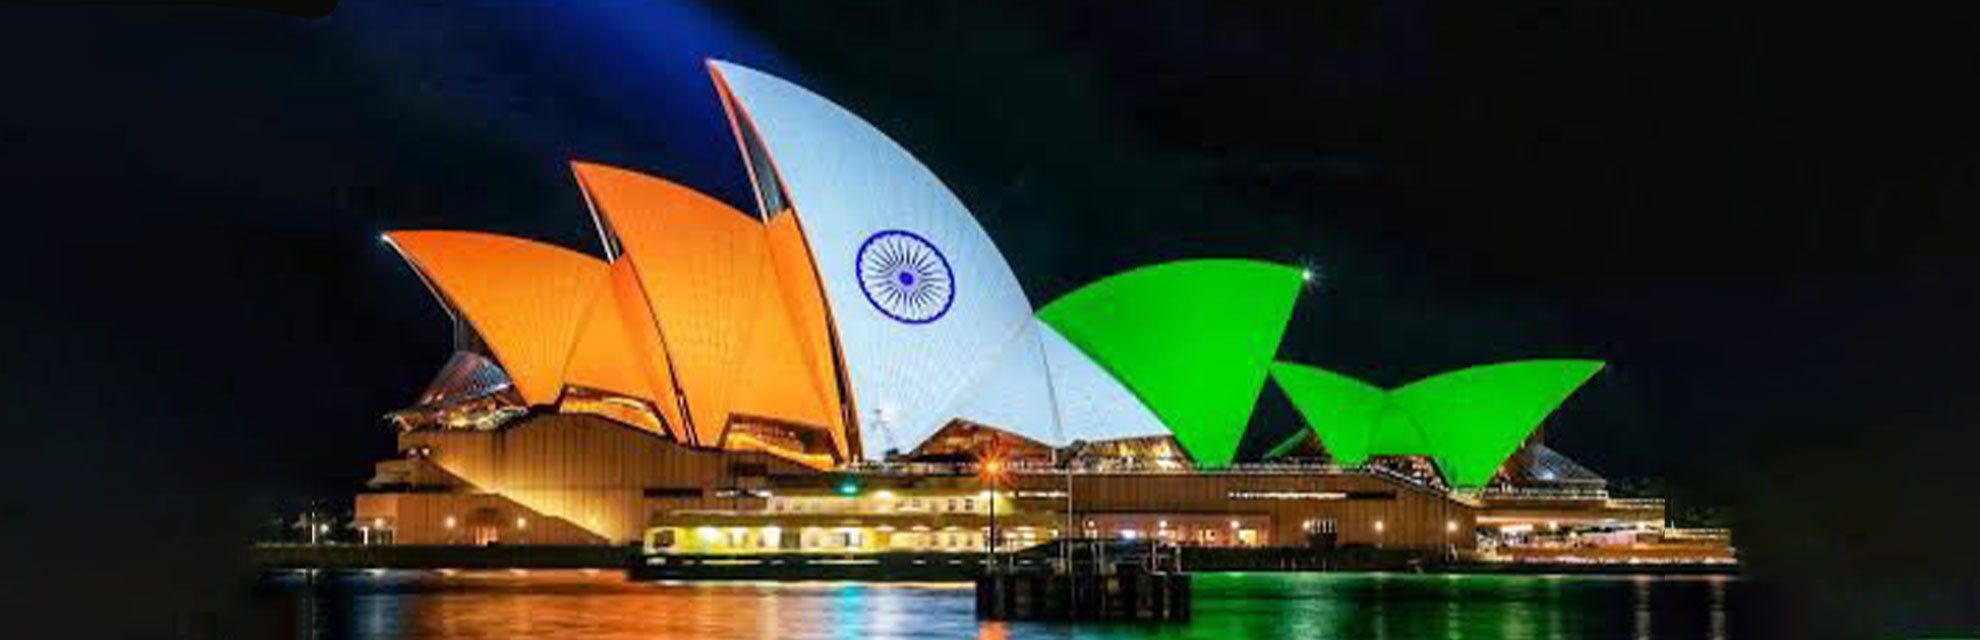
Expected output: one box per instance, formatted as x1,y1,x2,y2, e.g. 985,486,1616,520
351,60,1713,562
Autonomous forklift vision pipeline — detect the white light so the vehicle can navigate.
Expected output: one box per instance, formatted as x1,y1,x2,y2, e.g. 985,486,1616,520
1374,520,1386,532
1446,520,1459,533
1158,520,1168,528
875,490,895,500
373,518,385,528
1229,520,1240,529
1301,269,1314,282
443,516,457,529
516,517,528,529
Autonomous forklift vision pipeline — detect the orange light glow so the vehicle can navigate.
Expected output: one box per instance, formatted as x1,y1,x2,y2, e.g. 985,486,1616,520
570,161,838,450
978,453,1010,486
387,163,853,460
722,432,838,471
384,231,611,406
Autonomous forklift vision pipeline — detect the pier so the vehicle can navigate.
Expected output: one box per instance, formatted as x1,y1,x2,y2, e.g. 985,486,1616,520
974,540,1193,622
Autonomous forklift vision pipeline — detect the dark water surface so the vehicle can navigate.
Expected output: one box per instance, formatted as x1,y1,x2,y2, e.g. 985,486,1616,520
265,571,1748,639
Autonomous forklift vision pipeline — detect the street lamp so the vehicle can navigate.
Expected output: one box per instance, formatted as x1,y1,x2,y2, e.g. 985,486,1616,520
978,453,1009,574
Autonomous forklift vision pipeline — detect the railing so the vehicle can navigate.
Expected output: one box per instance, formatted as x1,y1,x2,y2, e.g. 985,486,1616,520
836,460,1469,499
1660,528,1733,541
1476,486,1616,501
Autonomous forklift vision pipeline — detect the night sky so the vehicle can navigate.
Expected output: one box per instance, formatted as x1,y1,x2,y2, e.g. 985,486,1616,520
3,1,1978,637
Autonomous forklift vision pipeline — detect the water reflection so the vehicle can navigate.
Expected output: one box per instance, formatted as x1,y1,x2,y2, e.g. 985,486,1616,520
262,570,1742,640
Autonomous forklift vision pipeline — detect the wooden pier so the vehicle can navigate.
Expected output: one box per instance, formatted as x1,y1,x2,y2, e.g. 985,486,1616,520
975,539,1192,622
976,572,1191,621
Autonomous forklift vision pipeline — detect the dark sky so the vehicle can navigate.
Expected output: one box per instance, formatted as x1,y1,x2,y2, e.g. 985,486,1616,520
3,1,1978,637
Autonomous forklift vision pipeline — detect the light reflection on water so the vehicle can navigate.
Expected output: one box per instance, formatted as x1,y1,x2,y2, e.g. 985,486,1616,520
264,571,1743,640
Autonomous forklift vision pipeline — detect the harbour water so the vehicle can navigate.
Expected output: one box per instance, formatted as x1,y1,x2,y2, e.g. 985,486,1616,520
264,570,1747,639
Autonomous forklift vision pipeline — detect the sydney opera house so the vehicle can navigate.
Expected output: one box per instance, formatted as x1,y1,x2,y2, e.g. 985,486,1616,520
353,61,1707,562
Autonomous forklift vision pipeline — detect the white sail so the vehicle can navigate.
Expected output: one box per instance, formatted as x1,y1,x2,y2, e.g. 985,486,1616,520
1038,320,1171,443
709,60,1050,453
933,321,1062,447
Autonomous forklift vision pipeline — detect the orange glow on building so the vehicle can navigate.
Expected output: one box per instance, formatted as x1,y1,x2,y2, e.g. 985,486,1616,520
604,260,688,441
563,275,666,435
383,164,851,468
383,231,611,406
763,211,851,459
721,431,838,471
569,161,842,455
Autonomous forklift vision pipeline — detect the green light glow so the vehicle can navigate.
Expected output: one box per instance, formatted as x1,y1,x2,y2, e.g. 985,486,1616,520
1038,260,1304,465
1268,360,1604,486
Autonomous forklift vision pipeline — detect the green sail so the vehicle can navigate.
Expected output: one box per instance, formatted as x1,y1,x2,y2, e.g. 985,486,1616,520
1037,260,1305,465
1265,363,1386,464
1270,359,1604,486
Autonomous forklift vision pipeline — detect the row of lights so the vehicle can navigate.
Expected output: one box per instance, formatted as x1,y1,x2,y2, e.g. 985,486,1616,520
439,516,528,529
1362,520,1463,533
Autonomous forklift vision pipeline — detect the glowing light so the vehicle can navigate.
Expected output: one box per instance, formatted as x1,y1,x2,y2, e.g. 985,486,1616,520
516,517,528,529
1446,520,1459,533
875,490,895,501
837,481,859,496
1229,520,1241,529
443,516,457,529
1374,520,1386,533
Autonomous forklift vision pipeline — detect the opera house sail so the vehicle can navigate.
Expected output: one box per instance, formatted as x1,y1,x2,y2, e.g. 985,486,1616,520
708,60,1062,453
1268,360,1605,486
